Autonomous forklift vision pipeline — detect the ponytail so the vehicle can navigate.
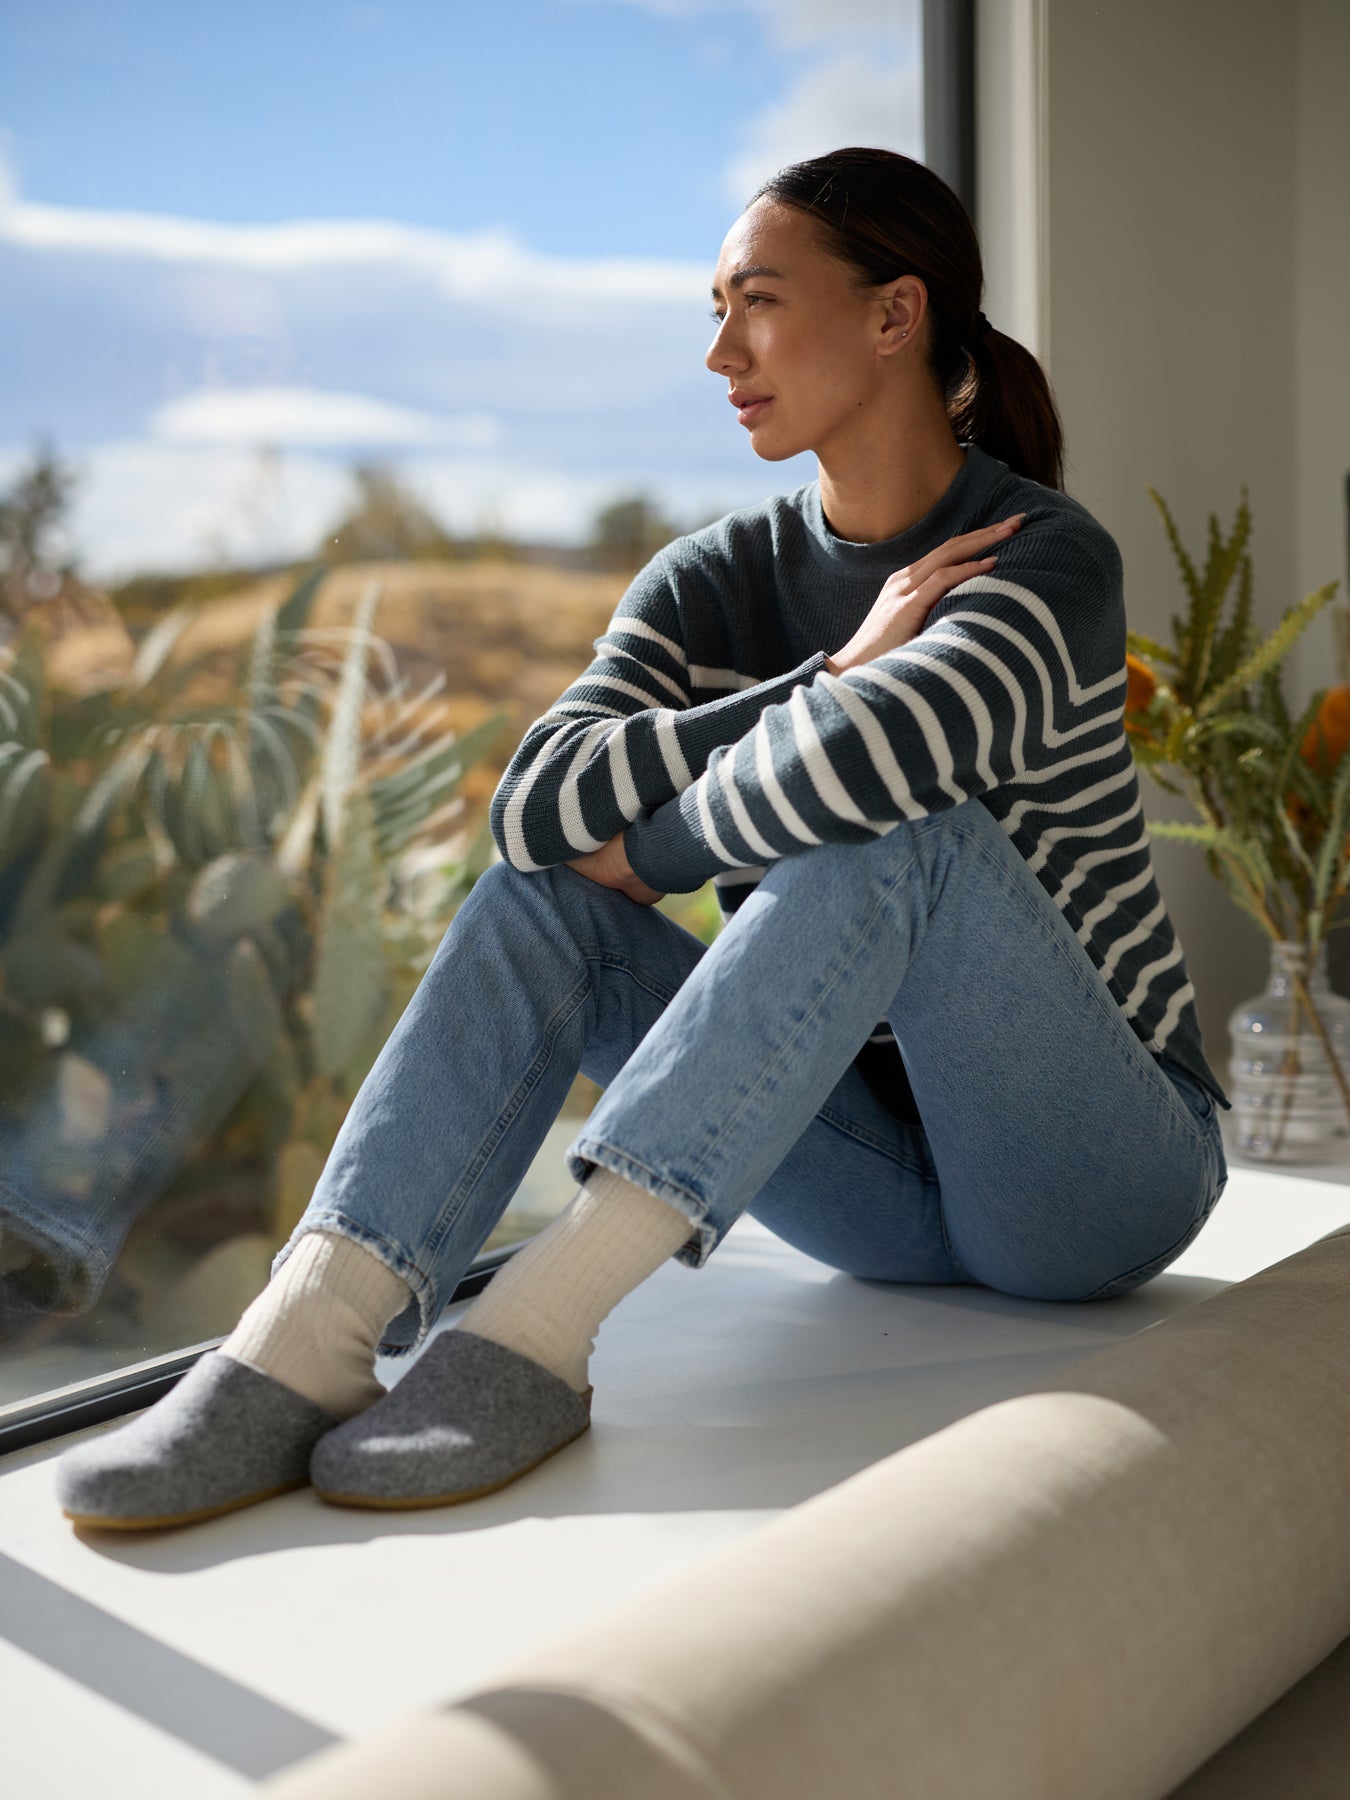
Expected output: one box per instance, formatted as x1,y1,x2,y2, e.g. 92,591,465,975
749,147,1066,492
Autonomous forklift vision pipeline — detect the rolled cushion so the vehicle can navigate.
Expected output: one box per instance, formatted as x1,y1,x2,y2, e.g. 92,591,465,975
261,1222,1350,1800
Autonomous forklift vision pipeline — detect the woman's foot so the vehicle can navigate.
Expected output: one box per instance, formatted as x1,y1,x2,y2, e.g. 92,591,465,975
55,1229,413,1532
217,1228,414,1418
453,1164,694,1392
309,1330,593,1510
55,1351,345,1531
309,1167,690,1511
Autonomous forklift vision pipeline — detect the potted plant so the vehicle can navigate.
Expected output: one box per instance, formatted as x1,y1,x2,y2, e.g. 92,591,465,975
1124,485,1348,1161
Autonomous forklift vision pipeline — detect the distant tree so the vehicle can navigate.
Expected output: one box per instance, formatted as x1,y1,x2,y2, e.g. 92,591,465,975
0,442,80,619
588,493,683,573
463,503,522,564
321,465,461,563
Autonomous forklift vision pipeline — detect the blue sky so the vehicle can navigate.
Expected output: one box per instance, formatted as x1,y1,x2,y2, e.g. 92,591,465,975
0,0,923,577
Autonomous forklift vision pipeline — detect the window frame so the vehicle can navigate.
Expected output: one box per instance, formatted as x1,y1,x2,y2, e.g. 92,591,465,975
923,0,976,215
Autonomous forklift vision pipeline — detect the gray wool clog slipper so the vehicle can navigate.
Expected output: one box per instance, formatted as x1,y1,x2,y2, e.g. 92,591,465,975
55,1349,346,1531
309,1329,593,1511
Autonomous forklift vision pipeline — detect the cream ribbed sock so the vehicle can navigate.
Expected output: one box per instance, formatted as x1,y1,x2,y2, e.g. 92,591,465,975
454,1165,695,1393
219,1229,413,1420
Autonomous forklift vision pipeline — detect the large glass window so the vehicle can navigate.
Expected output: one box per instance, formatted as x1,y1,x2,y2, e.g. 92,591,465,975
0,0,929,1441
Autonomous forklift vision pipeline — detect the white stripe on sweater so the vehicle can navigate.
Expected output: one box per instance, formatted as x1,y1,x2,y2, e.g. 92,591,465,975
592,640,689,706
1027,795,1143,874
1100,893,1169,984
598,617,688,669
942,576,1128,709
498,719,578,869
1147,979,1197,1052
1124,939,1186,1018
558,720,620,852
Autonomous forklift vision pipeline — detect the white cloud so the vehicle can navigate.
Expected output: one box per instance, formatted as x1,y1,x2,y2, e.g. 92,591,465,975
557,0,924,206
24,438,792,582
0,200,706,309
722,50,923,207
45,442,352,578
150,386,505,450
555,0,920,51
747,0,921,51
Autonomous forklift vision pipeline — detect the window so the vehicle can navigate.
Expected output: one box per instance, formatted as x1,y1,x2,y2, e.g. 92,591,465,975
0,0,952,1447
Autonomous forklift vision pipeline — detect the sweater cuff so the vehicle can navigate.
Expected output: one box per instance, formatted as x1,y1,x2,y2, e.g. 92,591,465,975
623,787,736,894
622,650,829,894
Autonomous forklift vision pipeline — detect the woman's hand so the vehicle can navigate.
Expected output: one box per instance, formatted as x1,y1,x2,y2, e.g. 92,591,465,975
825,512,1027,675
566,830,667,905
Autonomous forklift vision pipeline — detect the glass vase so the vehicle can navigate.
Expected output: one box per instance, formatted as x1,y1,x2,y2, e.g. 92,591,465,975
1227,938,1350,1163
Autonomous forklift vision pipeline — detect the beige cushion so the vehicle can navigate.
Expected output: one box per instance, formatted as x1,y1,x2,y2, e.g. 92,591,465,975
1166,1630,1350,1798
262,1223,1350,1800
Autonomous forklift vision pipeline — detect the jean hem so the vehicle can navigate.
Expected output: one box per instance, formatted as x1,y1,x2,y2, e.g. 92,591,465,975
271,1213,434,1360
0,1175,110,1311
564,1134,714,1269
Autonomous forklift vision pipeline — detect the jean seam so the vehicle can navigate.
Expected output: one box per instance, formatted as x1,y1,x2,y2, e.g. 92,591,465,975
424,974,593,1262
575,943,683,1010
427,948,686,1260
682,863,906,1195
899,813,1194,1288
814,1099,930,1177
938,816,1174,1123
1075,1202,1212,1300
1073,1127,1224,1300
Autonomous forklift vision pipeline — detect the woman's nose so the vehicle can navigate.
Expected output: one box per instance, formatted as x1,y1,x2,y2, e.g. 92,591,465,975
706,322,744,375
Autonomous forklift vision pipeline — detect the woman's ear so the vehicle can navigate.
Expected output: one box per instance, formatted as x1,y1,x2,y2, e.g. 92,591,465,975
877,274,925,359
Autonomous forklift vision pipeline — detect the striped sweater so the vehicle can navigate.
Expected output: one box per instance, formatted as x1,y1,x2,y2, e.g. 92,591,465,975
489,442,1230,1116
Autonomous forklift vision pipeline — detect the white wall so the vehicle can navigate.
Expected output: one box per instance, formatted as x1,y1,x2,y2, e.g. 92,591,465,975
976,0,1350,1073
1291,0,1350,711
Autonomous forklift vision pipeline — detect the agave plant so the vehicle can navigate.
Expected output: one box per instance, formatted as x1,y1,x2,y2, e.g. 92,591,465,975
0,565,509,1322
1123,485,1347,1122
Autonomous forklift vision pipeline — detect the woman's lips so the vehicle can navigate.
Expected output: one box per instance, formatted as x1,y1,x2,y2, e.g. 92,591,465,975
736,397,774,425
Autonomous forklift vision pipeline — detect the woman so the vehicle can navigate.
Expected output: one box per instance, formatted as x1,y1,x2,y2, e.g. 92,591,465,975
57,147,1229,1532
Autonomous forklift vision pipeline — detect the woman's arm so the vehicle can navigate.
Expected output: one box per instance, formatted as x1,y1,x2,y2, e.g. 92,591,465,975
488,547,829,873
619,521,1126,894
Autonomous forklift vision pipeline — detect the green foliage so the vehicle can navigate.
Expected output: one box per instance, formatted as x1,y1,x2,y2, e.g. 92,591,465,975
311,785,390,1083
0,564,513,1312
1126,485,1345,954
321,465,462,564
0,443,78,616
588,493,683,573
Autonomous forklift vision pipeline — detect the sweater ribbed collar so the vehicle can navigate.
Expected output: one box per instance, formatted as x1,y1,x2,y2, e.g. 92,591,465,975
795,442,1010,577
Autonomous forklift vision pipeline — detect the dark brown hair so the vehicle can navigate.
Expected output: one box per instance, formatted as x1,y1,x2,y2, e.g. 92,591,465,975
749,147,1065,492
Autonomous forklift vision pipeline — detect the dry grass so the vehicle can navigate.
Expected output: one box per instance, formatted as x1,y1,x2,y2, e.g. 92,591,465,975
159,557,631,807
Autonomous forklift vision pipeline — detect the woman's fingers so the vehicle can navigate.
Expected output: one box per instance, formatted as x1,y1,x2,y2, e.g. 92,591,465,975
895,513,1025,592
894,553,999,599
929,557,999,594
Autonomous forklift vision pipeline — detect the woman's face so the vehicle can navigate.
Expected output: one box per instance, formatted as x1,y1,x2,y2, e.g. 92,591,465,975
706,196,920,462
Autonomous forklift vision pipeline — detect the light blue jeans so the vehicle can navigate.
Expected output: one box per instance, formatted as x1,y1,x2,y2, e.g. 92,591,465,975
274,795,1229,1359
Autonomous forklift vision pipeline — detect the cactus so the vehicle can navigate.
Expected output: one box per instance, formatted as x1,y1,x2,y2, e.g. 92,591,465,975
184,851,291,944
0,561,509,1321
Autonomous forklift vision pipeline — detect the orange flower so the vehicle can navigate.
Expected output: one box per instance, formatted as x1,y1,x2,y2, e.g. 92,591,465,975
1286,685,1350,853
1124,652,1156,739
1300,684,1350,773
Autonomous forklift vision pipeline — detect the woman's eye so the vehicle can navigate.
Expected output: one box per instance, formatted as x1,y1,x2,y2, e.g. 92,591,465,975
708,295,767,324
